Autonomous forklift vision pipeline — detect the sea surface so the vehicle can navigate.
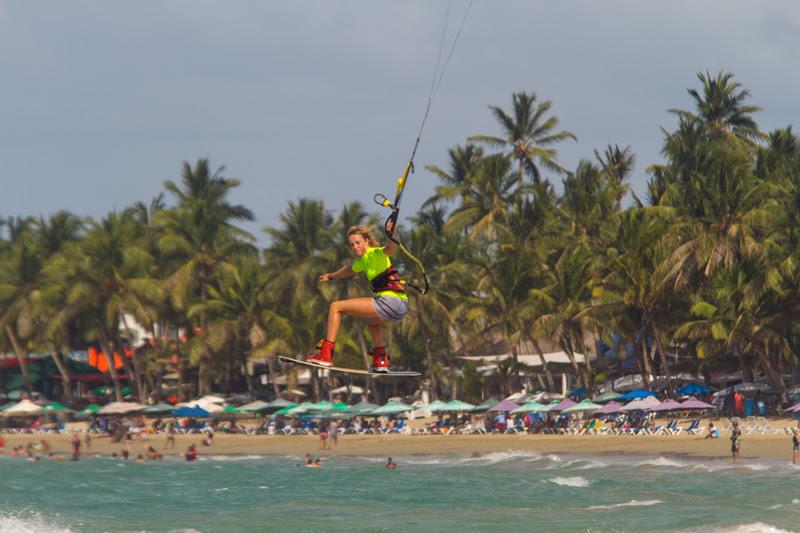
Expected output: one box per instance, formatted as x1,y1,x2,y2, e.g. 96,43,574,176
1,450,798,532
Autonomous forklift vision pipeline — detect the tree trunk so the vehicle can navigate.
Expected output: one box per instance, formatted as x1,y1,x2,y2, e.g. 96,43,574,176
420,318,439,401
266,357,281,398
531,337,555,390
638,335,653,390
97,331,124,402
651,323,674,396
48,347,72,400
560,339,583,388
759,342,785,396
5,325,32,395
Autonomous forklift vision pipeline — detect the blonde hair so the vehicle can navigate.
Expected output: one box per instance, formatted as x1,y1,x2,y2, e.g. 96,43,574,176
347,225,379,247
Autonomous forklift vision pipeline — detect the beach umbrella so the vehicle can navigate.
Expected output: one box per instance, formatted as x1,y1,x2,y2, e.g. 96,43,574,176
1,399,43,416
620,389,657,400
0,401,16,412
141,402,175,415
592,391,623,403
511,401,548,414
237,401,270,413
649,399,683,412
171,405,210,418
42,402,73,413
425,400,451,413
348,400,379,415
594,401,623,415
216,405,244,417
97,402,145,415
195,394,226,404
676,383,712,396
679,397,715,410
77,404,101,417
329,402,350,412
370,401,413,415
272,405,298,416
440,400,476,412
547,398,578,412
265,398,296,409
563,400,601,413
488,400,520,412
469,398,499,412
308,400,334,411
619,396,661,412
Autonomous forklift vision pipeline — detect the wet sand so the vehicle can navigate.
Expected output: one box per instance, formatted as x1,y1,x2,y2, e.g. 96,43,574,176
3,430,797,462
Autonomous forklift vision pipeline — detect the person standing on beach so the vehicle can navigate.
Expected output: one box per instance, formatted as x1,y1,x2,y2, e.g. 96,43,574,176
305,223,408,373
329,420,338,448
792,429,799,465
71,433,81,461
731,421,742,462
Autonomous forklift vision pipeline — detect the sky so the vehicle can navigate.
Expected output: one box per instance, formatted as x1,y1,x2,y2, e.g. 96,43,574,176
2,1,799,244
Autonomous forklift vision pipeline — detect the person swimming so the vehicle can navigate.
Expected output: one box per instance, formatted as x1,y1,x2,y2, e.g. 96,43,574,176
386,457,397,469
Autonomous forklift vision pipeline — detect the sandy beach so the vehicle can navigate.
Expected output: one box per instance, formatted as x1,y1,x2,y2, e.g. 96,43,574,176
4,429,797,462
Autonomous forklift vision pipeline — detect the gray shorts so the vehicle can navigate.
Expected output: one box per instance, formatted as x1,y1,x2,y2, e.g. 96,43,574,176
373,296,409,323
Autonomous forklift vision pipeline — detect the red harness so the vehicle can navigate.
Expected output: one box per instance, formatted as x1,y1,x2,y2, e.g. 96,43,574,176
370,267,406,294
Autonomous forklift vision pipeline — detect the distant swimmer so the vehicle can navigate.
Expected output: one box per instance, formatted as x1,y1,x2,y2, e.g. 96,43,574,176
304,453,313,466
386,457,396,469
306,458,321,468
185,443,198,462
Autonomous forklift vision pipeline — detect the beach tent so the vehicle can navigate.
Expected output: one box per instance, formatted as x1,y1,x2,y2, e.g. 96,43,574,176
649,399,683,412
511,401,548,414
440,400,475,413
98,402,144,415
563,400,601,413
142,402,175,415
1,399,43,416
620,389,657,400
676,383,712,396
592,391,623,403
619,396,661,412
547,398,578,412
679,398,715,410
488,400,520,412
171,405,210,418
594,401,623,415
370,401,413,416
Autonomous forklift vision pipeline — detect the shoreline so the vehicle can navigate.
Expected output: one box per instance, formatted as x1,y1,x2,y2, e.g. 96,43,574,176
3,433,796,462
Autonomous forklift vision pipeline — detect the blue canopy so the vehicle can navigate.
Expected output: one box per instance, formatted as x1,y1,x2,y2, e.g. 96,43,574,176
568,386,587,399
676,383,712,395
171,406,210,418
620,389,657,400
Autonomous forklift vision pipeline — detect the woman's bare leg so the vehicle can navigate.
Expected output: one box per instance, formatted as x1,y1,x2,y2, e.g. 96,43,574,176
326,298,380,341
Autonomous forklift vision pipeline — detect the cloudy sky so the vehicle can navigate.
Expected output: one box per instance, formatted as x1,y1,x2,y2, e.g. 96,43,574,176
2,1,798,242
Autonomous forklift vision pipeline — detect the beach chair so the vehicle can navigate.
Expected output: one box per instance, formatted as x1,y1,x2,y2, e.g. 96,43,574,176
682,419,702,435
731,416,756,434
753,416,778,434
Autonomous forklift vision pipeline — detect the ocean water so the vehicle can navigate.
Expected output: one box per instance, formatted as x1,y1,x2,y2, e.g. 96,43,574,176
1,451,799,532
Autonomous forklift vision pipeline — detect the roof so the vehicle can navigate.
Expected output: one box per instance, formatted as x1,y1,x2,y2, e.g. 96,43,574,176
459,351,592,368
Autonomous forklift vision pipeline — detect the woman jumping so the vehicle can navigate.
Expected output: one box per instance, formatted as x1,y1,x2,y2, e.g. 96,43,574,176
306,223,408,373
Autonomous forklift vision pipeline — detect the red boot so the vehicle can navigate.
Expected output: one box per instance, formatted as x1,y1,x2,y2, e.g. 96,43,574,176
307,339,335,367
370,347,390,373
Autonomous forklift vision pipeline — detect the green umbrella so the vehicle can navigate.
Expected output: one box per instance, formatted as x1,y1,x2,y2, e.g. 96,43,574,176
592,391,623,403
329,402,350,412
440,400,475,412
563,400,602,413
216,405,244,416
265,398,296,410
239,400,272,413
470,398,499,412
370,401,413,416
308,400,334,411
272,405,298,416
511,401,547,414
349,401,379,414
43,402,73,413
77,404,101,417
425,400,450,412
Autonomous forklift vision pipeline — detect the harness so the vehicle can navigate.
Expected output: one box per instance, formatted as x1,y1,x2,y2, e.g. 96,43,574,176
370,267,406,294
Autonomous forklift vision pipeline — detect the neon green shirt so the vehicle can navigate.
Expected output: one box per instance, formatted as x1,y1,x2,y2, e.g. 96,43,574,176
352,246,408,301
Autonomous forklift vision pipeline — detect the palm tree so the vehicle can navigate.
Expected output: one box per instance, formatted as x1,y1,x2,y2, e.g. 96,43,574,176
469,91,576,184
670,70,764,142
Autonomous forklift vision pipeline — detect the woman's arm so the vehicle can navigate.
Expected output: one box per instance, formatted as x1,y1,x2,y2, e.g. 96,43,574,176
320,265,354,282
383,220,398,256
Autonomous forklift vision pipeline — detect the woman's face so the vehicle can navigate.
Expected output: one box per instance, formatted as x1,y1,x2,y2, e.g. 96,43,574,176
348,233,369,257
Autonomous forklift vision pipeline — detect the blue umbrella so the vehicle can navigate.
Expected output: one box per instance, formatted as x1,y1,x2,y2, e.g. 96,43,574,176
620,389,656,400
171,406,210,418
676,383,712,395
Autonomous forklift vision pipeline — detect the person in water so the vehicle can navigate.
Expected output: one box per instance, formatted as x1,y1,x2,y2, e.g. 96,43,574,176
185,443,198,462
792,429,799,465
386,457,397,469
307,222,408,373
731,421,742,463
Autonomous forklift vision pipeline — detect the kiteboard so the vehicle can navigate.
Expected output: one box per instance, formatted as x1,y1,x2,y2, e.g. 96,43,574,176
278,356,420,377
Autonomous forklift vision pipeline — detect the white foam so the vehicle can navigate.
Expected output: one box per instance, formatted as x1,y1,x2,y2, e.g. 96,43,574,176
200,455,266,462
587,499,662,510
548,476,590,487
636,456,687,468
702,523,794,533
0,513,73,533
